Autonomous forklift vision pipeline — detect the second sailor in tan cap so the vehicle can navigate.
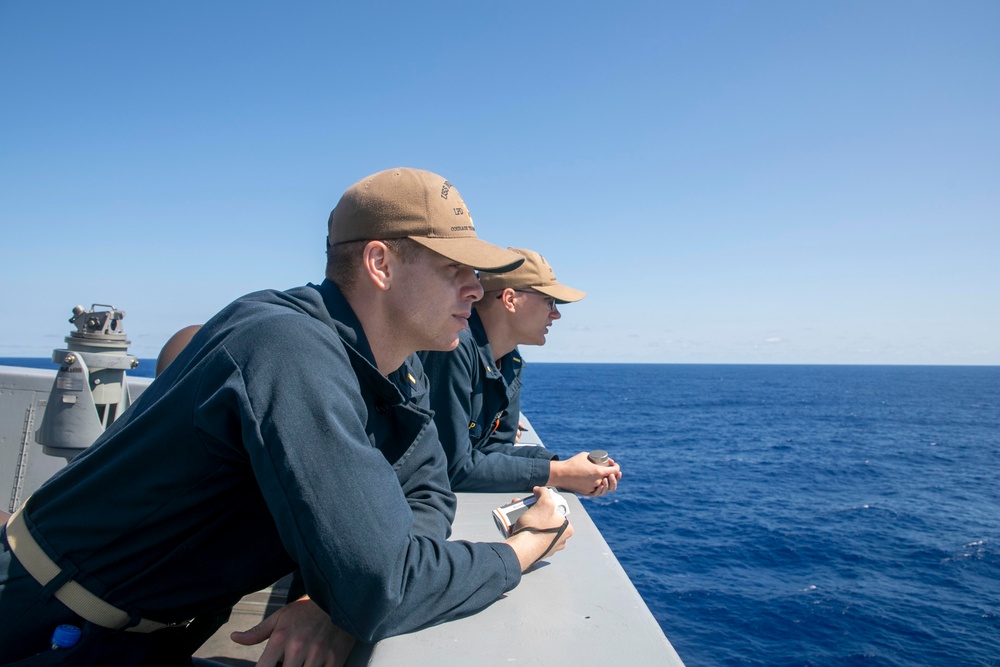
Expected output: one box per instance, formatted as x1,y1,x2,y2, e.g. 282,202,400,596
420,248,622,495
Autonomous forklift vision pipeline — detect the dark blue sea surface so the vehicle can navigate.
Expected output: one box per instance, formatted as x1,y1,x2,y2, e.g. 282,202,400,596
522,364,1000,667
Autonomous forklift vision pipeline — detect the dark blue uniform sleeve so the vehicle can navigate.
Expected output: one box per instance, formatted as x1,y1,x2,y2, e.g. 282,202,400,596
422,344,551,493
229,320,520,641
482,390,558,461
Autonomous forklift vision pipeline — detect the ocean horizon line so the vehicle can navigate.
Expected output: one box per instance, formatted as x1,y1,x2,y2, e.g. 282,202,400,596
1,357,997,370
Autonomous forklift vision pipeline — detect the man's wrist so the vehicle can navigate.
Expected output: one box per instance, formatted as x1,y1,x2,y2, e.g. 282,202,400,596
545,460,561,487
505,531,550,571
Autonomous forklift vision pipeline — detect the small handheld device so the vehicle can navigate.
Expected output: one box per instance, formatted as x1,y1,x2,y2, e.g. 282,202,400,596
492,487,570,537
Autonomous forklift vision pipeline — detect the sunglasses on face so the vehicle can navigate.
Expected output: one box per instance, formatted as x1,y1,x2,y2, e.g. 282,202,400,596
497,290,558,311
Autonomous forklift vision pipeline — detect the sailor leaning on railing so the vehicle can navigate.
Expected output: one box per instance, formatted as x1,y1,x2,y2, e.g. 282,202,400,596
418,246,621,494
0,168,574,667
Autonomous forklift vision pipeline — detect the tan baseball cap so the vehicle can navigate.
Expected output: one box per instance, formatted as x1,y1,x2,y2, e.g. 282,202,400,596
327,168,525,273
478,248,586,304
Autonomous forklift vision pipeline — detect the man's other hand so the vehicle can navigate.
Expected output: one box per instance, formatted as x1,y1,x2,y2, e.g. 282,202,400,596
231,597,356,667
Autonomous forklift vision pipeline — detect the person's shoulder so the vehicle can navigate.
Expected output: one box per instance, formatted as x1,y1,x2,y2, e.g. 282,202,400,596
232,284,327,313
219,289,347,363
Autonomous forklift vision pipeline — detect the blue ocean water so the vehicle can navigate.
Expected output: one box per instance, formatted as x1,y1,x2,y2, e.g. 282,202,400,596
4,359,997,664
521,364,1000,667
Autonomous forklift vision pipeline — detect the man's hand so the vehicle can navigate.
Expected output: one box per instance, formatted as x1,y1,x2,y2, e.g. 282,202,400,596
504,486,574,570
231,597,356,667
547,452,622,496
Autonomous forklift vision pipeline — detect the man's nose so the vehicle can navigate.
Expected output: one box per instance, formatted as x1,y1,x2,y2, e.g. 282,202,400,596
463,267,484,301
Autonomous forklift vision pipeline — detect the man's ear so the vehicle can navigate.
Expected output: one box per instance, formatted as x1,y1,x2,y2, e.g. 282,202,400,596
500,287,518,313
362,241,393,291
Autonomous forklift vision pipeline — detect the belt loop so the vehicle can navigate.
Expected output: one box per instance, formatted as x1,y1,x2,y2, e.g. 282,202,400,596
37,560,80,602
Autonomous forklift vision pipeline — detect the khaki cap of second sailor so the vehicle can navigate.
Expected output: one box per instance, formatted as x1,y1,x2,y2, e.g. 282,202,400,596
328,168,525,273
478,248,586,304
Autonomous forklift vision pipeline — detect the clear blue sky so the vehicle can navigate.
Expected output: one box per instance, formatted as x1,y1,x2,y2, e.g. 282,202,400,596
2,2,997,364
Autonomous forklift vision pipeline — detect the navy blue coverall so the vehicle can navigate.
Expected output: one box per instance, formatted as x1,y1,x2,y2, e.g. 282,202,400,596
0,280,520,665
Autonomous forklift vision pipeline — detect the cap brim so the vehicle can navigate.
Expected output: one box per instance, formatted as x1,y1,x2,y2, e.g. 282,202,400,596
533,283,586,304
410,236,525,273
